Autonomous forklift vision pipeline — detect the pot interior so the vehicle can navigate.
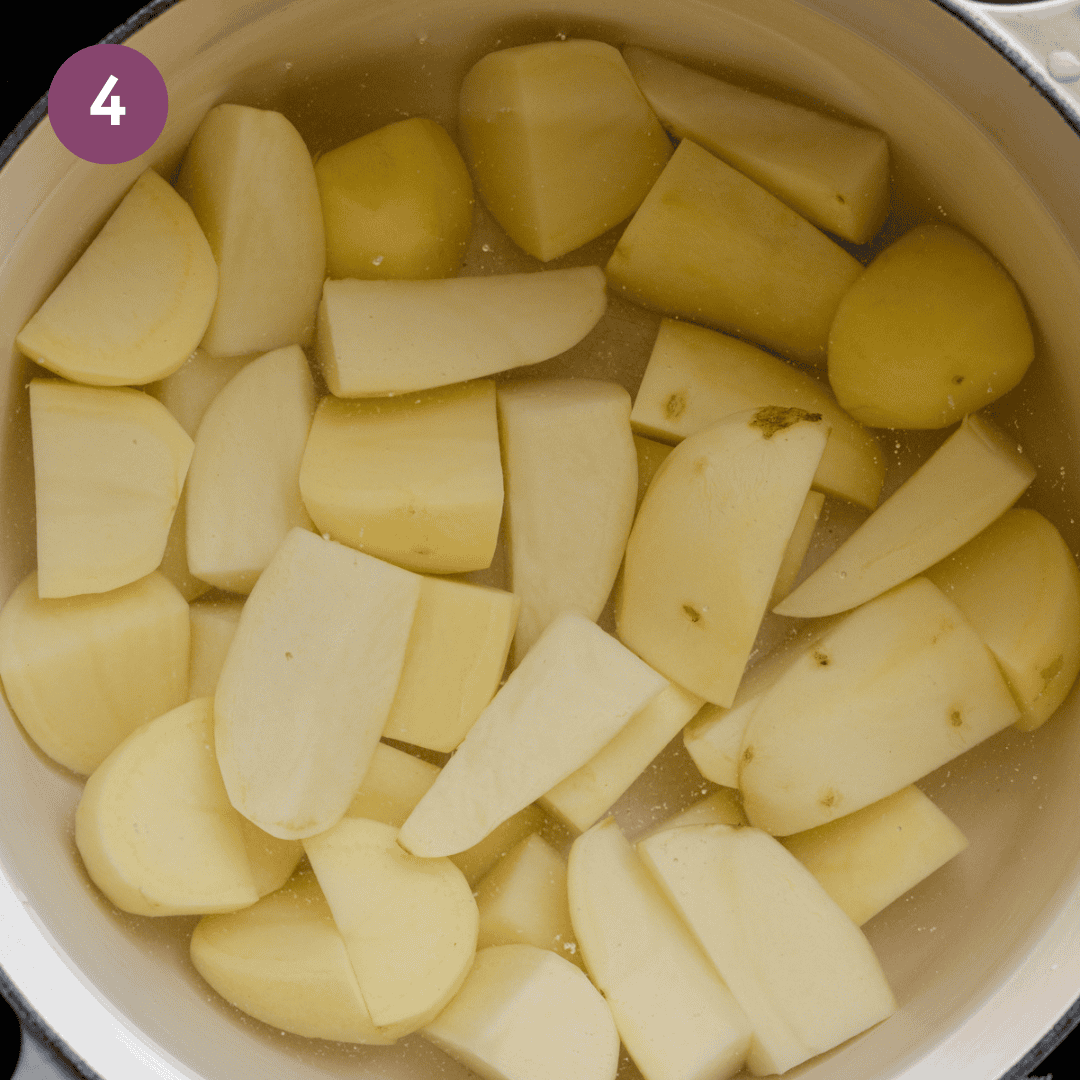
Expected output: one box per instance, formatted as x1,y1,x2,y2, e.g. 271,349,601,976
2,1,1080,1078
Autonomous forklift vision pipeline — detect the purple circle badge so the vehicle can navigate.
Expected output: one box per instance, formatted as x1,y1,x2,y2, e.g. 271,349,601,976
48,44,168,165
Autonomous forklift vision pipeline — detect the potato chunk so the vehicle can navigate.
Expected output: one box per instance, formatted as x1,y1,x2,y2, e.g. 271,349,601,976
303,817,478,1032
741,577,1020,835
637,824,896,1076
926,508,1080,731
0,570,189,775
423,945,620,1080
31,379,193,598
498,378,637,661
459,39,672,261
190,867,403,1044
185,345,316,595
315,117,473,279
16,169,217,386
316,267,606,397
214,529,421,839
568,817,752,1080
606,139,863,365
398,612,667,858
384,576,519,752
618,407,827,706
623,46,890,244
76,698,301,916
828,223,1034,428
780,785,968,926
176,104,325,357
631,319,884,510
299,380,503,575
475,833,581,966
774,413,1036,619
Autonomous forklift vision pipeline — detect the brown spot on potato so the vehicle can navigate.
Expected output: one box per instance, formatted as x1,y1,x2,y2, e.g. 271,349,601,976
819,789,839,809
682,603,702,623
952,374,965,385
751,405,823,439
665,391,687,420
742,746,754,764
813,650,830,667
949,708,963,727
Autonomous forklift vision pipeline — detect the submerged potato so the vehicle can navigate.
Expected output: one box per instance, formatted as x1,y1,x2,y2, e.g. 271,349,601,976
828,223,1034,429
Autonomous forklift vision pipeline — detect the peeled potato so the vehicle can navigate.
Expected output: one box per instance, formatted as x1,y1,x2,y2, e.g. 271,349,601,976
176,104,325,357
315,117,473,280
303,817,478,1032
828,223,1034,429
190,867,402,1044
0,570,189,775
15,169,217,387
459,38,672,261
926,508,1080,731
30,379,194,599
75,698,301,916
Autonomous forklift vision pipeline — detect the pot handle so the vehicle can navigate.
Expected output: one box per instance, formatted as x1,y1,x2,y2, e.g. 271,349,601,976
948,0,1080,110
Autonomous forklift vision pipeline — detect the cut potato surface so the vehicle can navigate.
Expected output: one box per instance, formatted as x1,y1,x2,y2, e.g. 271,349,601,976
342,743,551,887
398,612,667,858
153,349,251,603
31,379,194,599
76,698,301,916
423,944,621,1080
541,682,704,833
176,104,325,357
631,319,884,510
568,817,752,1080
775,413,1036,618
683,619,838,788
214,528,421,839
498,378,637,662
926,508,1080,731
150,348,251,439
459,39,672,261
315,116,473,280
637,824,896,1076
383,575,519,752
770,490,825,604
449,804,550,887
344,742,439,827
618,406,828,706
475,833,581,966
606,138,863,365
0,570,189,776
316,267,606,397
299,380,503,575
185,345,317,595
741,577,1020,835
303,817,478,1032
16,169,217,387
190,867,403,1044
780,785,968,926
623,47,890,244
828,223,1034,429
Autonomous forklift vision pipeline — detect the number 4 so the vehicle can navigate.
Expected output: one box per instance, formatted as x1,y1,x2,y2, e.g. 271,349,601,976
91,75,126,126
